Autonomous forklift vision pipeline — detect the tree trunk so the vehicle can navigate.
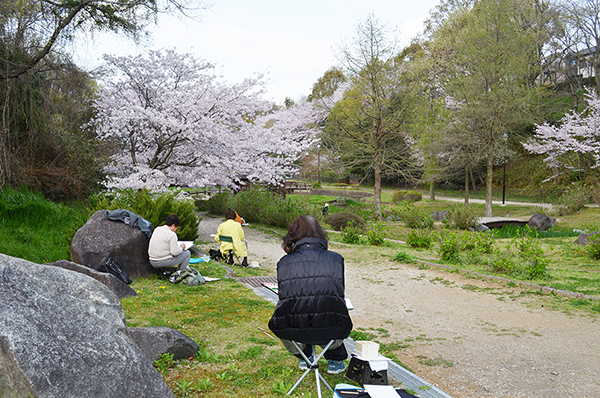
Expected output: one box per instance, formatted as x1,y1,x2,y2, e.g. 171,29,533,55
464,164,470,205
485,152,494,217
470,167,477,193
374,161,382,221
429,182,435,201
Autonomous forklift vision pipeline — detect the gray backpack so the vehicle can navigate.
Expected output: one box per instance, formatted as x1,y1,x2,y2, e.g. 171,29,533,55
169,268,205,286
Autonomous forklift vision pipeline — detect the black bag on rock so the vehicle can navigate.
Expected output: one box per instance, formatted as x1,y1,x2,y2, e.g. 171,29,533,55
98,257,132,284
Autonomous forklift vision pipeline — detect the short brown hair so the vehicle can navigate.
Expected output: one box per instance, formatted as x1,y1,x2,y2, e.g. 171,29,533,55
225,209,236,220
282,215,327,253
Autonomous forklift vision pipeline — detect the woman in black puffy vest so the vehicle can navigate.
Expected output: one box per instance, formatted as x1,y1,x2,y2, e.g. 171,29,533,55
268,215,353,374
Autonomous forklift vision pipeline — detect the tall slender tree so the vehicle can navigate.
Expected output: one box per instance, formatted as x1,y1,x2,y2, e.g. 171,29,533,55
429,0,540,216
322,14,417,219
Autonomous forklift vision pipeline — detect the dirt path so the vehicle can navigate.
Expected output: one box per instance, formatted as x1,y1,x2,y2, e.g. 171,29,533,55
196,213,599,397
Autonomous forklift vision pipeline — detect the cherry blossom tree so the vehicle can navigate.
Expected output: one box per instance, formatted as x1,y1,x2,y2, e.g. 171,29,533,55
523,90,600,182
91,49,319,190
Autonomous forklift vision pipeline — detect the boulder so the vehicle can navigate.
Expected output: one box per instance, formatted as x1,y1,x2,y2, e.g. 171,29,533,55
574,230,599,246
0,253,174,398
71,210,155,280
128,327,199,362
528,213,552,231
431,210,449,222
46,259,137,299
473,222,491,232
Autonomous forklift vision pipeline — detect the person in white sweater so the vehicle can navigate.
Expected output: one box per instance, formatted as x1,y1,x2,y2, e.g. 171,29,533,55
148,214,190,270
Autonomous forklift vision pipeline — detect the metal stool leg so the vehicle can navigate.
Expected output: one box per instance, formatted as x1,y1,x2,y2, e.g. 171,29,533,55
287,340,335,397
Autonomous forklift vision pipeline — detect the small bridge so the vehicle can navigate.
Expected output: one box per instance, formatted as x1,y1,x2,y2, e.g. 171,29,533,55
478,217,529,229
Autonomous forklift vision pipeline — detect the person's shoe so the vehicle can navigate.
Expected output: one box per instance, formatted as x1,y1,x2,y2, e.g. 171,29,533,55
242,257,248,267
299,355,315,370
327,360,346,374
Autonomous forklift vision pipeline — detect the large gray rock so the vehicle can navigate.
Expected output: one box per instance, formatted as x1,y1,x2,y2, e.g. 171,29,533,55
71,210,155,280
0,253,174,398
528,213,553,231
574,230,599,245
129,327,200,362
46,259,137,299
431,210,449,222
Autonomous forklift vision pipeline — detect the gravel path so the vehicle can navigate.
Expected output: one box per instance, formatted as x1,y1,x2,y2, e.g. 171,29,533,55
196,213,599,397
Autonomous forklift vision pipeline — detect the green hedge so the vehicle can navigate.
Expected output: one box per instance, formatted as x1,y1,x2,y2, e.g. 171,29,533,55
205,186,318,229
88,189,199,241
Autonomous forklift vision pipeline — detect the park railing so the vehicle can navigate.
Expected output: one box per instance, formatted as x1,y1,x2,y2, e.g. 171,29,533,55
434,188,567,204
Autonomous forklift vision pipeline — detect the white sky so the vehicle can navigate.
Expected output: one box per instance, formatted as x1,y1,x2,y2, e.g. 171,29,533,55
75,0,440,105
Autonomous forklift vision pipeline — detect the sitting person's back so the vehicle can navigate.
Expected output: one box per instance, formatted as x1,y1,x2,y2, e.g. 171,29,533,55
215,209,248,266
268,214,352,374
148,214,190,271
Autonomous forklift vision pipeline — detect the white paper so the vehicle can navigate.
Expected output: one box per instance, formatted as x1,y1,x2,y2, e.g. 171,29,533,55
203,277,220,282
363,384,398,398
345,298,354,310
178,241,194,249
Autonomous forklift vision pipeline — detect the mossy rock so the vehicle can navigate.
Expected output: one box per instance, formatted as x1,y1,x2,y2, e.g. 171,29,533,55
392,190,422,203
325,211,366,231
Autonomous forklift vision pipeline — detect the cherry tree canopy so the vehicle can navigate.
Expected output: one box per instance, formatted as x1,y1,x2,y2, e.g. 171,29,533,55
91,49,319,190
523,90,600,181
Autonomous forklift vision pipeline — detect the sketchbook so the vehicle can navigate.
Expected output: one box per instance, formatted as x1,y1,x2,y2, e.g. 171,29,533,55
178,241,194,250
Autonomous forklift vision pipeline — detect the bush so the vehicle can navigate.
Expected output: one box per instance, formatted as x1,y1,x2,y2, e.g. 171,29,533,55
406,229,432,249
394,203,433,229
88,188,199,241
366,222,387,246
555,183,591,216
206,186,317,229
437,231,461,264
341,220,363,244
392,190,422,203
206,192,232,216
584,233,600,260
487,235,549,280
442,204,478,230
460,231,494,254
393,251,416,263
326,211,366,231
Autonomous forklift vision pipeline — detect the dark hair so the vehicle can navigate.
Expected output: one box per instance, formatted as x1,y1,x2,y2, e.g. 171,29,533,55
282,215,327,254
165,214,181,227
225,209,236,220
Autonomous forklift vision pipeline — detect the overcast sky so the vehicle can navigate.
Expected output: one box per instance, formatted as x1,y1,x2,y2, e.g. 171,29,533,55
75,0,440,104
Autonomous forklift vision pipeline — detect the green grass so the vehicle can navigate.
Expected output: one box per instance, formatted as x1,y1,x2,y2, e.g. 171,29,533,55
3,187,600,396
0,189,87,263
124,264,357,397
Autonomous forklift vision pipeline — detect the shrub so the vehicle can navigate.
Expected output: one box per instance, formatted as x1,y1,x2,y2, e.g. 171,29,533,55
460,231,494,254
437,231,461,264
341,220,363,244
326,211,366,231
366,222,387,246
584,233,600,260
392,190,422,203
206,192,232,216
394,203,434,229
312,181,322,189
555,183,591,216
394,251,416,263
206,186,318,229
406,229,432,249
487,235,549,280
442,204,478,230
88,188,199,241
